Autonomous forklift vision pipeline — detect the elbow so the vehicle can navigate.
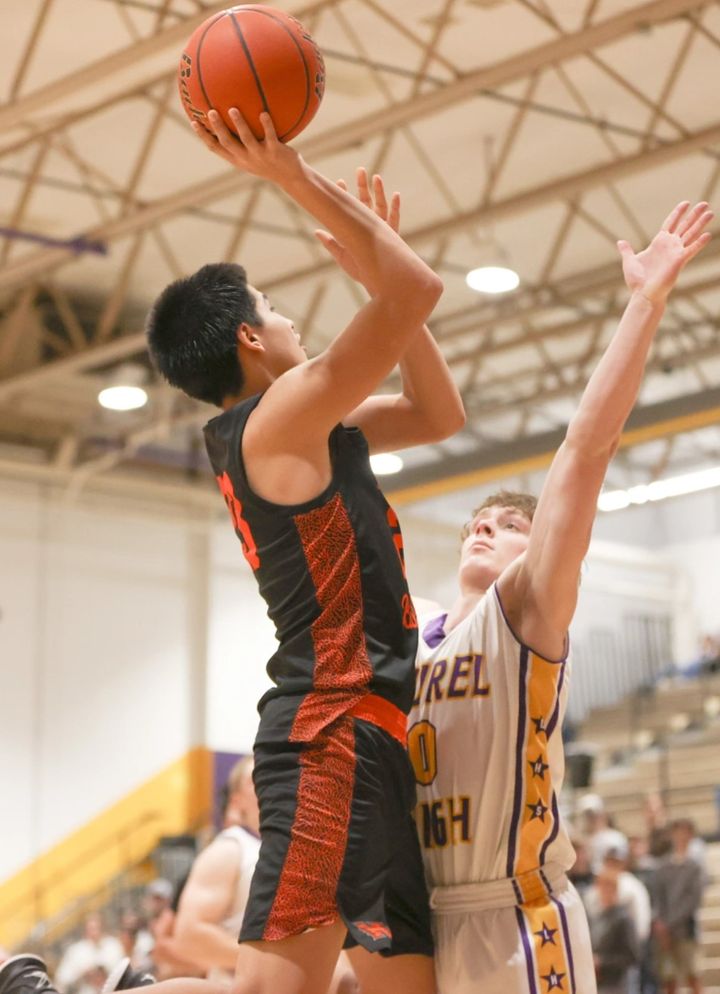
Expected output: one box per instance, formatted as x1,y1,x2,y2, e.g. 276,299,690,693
420,401,466,444
436,401,466,441
379,269,443,320
421,271,444,309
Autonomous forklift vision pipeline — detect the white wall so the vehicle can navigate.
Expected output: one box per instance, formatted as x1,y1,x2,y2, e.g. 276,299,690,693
205,525,275,754
0,479,202,882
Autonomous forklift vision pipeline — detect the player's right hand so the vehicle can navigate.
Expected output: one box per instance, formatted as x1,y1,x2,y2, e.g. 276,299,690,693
193,108,304,185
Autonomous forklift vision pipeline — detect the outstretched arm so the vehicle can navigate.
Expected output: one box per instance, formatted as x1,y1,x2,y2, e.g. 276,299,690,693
499,201,713,658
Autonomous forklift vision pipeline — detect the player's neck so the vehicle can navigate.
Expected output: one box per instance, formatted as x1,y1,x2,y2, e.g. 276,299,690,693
445,587,486,633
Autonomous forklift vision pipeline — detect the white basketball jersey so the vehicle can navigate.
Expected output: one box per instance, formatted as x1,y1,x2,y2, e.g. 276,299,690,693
409,584,575,892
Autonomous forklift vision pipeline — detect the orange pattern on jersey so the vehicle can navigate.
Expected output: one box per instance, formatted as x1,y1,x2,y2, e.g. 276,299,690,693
518,896,573,993
514,652,563,884
386,507,407,578
263,717,356,939
402,593,418,630
290,493,373,742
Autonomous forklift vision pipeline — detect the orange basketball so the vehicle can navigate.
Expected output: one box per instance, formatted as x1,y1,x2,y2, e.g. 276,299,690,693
178,5,325,143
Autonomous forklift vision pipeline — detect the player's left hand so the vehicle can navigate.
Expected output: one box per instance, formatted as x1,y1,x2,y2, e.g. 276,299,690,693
315,168,401,285
618,201,713,305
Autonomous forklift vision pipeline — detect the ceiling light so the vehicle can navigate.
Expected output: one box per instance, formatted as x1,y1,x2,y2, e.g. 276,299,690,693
98,385,148,411
98,363,148,411
598,465,720,512
370,452,403,475
466,265,519,294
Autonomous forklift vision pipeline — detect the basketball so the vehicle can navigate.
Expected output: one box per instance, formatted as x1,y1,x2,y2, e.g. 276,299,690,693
178,5,325,143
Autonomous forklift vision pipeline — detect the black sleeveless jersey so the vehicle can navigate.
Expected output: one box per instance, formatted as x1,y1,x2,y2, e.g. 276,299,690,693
203,394,418,743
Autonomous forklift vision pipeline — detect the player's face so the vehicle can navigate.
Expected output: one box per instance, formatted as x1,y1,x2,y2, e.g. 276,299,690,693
458,504,531,591
249,287,307,370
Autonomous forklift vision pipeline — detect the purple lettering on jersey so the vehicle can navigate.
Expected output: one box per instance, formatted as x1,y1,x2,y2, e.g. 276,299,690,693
413,662,431,706
472,653,490,697
448,796,471,843
448,655,472,698
425,660,447,702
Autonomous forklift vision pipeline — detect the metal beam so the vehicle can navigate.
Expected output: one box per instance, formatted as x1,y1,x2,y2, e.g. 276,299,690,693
386,386,720,506
0,4,229,133
0,0,707,292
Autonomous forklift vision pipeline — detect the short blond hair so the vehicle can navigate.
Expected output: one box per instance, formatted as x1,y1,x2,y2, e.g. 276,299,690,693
227,756,253,794
461,490,537,541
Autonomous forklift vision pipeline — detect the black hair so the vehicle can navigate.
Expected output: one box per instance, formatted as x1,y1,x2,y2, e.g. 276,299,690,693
146,262,261,407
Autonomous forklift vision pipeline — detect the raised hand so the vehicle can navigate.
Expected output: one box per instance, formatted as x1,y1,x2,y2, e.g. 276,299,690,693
315,167,401,285
191,108,303,185
618,201,713,305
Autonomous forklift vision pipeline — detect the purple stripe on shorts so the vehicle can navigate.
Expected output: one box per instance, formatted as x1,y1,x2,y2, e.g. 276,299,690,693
539,793,560,866
512,878,524,904
422,613,448,649
506,645,529,878
515,907,538,994
546,660,566,738
552,895,577,994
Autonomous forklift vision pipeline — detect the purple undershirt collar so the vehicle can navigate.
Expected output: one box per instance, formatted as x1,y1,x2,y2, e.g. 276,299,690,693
422,613,448,649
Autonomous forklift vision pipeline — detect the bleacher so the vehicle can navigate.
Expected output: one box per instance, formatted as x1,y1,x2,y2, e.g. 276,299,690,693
576,669,720,991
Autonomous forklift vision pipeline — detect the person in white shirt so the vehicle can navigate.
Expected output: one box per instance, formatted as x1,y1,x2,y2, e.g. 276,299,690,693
408,200,712,994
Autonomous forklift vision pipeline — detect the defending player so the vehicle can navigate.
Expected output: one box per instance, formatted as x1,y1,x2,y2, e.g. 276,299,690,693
408,200,712,994
0,108,464,994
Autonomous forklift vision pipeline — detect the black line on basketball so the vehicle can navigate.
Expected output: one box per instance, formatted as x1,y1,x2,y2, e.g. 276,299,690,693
229,11,271,118
249,8,312,140
195,12,223,120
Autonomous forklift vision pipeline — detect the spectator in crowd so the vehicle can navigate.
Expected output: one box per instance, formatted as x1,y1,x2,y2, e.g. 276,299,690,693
644,794,708,873
676,634,720,679
577,793,629,873
584,841,652,994
588,868,641,994
55,913,123,993
653,819,705,994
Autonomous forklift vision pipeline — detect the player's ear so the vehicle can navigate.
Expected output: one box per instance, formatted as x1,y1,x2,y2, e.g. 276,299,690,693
237,322,264,352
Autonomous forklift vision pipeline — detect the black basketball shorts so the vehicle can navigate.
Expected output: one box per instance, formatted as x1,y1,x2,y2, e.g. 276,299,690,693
239,693,433,957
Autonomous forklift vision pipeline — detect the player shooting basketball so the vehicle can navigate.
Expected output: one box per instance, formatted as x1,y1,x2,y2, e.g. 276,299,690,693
0,108,465,994
408,200,713,994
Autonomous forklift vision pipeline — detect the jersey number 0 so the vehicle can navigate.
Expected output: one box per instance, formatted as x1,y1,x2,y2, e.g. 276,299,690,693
407,720,438,785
